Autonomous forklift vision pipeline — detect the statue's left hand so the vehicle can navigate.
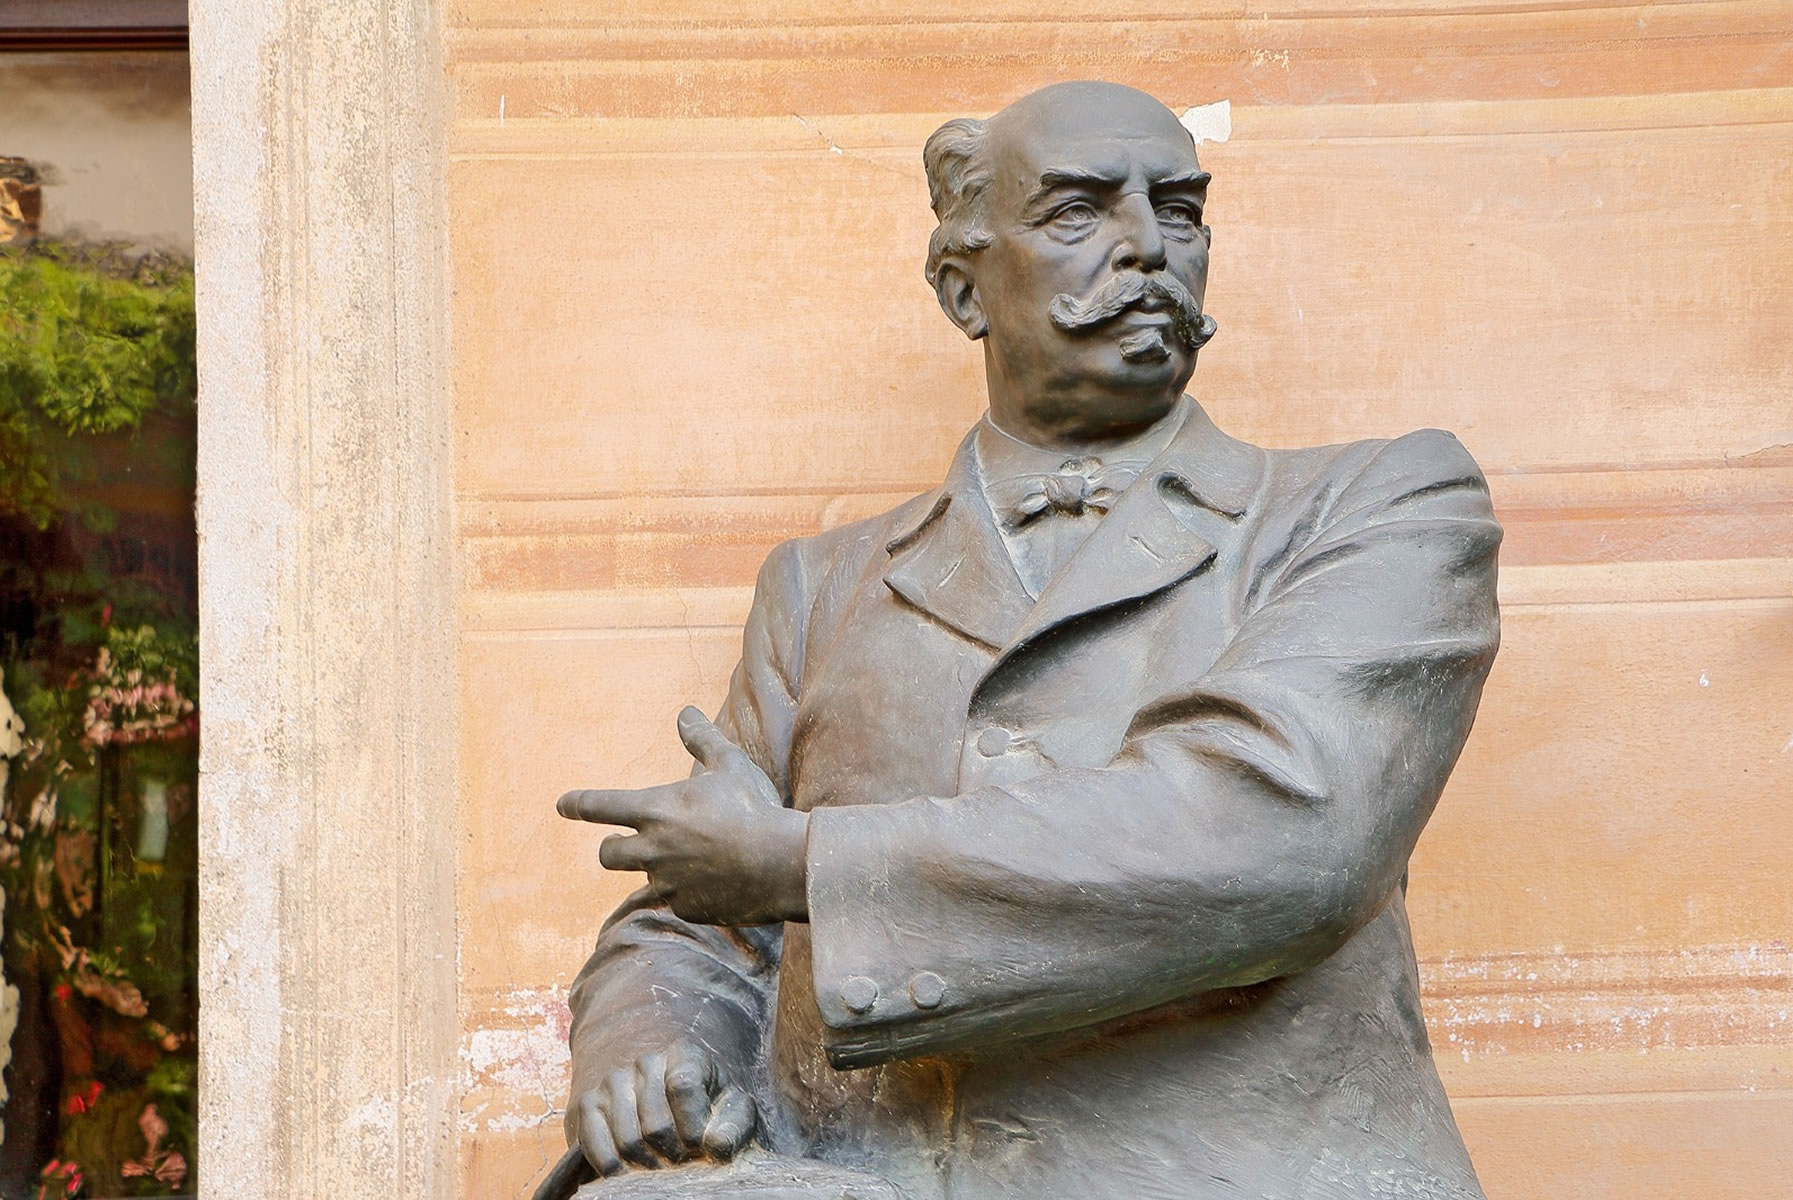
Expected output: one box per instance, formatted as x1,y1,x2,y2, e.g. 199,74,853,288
558,707,810,925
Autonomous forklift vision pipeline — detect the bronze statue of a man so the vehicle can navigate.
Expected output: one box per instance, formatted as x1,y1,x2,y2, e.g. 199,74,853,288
546,81,1499,1200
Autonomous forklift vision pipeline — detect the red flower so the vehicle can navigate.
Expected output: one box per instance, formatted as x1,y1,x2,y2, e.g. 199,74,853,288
34,1158,81,1200
62,1080,102,1115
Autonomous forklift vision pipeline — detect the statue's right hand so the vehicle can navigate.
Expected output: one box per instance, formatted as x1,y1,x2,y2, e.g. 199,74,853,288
566,1038,757,1176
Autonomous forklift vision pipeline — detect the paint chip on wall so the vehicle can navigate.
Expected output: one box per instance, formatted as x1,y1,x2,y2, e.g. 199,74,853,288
1181,100,1232,145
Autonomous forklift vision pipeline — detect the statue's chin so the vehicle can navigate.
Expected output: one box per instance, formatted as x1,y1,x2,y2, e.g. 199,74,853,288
1097,335,1194,397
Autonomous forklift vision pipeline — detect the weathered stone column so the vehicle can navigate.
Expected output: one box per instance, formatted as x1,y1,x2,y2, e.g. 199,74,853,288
189,2,457,1195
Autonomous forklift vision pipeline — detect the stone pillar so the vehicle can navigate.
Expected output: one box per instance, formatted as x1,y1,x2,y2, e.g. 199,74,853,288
189,2,457,1196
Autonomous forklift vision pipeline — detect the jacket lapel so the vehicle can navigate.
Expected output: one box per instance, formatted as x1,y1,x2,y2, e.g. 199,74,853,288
1004,398,1262,653
883,430,1033,651
883,399,1264,657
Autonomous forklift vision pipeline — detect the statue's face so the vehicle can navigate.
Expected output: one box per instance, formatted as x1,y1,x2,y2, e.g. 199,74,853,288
971,87,1211,433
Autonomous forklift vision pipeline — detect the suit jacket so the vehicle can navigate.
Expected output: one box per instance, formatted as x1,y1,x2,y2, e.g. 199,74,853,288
568,398,1501,1200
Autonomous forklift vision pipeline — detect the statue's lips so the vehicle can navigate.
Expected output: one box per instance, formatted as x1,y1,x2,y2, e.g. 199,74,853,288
1058,308,1174,341
1106,305,1176,328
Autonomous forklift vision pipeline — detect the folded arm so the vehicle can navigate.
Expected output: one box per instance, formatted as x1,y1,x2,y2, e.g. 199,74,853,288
805,431,1502,1067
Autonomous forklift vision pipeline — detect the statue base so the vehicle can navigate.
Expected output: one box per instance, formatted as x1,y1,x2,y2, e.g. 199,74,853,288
572,1152,904,1199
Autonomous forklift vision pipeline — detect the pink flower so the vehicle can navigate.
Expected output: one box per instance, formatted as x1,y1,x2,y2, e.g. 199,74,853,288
157,1150,188,1186
122,1103,188,1187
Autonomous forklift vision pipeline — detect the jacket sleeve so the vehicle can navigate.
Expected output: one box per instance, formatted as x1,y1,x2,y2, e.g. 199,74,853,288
565,540,810,1099
803,430,1502,1068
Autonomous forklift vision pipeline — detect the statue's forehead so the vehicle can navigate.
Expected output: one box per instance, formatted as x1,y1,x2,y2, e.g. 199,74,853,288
987,87,1197,180
988,121,1203,197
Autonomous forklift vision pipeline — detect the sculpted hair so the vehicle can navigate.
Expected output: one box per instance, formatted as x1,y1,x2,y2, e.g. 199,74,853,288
923,116,996,287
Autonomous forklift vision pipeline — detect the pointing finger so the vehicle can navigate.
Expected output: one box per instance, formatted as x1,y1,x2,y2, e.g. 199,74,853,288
557,781,682,827
676,706,758,777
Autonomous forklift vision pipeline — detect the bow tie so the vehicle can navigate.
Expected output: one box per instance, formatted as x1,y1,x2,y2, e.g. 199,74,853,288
987,458,1144,528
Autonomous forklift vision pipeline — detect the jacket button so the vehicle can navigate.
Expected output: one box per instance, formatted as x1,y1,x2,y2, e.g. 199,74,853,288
974,727,1010,757
840,975,879,1015
909,971,947,1010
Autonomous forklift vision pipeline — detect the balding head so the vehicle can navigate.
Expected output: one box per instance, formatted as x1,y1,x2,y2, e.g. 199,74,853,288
918,81,1215,445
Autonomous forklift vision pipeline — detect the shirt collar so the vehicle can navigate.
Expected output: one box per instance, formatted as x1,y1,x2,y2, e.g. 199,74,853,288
972,395,1193,485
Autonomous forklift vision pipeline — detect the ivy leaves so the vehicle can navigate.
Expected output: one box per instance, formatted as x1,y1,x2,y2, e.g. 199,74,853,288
0,245,196,530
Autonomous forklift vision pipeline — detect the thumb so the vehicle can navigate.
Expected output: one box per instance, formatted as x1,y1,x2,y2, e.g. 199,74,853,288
677,706,749,775
701,1085,757,1160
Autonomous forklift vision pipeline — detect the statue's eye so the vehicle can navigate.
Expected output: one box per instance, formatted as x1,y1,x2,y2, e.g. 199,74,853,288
1048,201,1099,231
1156,202,1201,230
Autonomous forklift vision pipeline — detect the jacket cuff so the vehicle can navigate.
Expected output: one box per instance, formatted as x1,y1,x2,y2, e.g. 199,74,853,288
805,803,961,1068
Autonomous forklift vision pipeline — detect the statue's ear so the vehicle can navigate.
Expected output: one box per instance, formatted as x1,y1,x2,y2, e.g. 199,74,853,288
933,258,988,341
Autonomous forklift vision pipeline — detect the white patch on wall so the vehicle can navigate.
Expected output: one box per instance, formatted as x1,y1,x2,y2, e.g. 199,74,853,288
1181,100,1233,145
460,986,574,1131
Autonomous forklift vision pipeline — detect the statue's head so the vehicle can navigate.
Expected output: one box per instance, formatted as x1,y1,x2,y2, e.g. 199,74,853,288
924,82,1215,444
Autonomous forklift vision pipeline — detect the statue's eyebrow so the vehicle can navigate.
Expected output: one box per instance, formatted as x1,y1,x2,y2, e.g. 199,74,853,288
1025,167,1212,212
1029,167,1124,203
1152,170,1212,193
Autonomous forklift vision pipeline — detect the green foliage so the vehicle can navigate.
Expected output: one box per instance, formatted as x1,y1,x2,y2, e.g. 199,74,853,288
1,239,200,1193
17,656,88,750
98,623,198,704
0,243,197,529
145,1056,193,1103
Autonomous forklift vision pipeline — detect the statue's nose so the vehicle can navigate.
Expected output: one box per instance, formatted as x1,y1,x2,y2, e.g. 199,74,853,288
1110,193,1168,273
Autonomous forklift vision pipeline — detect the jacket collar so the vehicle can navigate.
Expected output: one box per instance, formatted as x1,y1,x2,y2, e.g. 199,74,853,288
883,396,1262,653
882,431,1035,650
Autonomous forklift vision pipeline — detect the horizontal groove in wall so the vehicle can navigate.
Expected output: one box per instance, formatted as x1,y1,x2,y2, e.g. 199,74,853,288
447,89,1793,157
456,943,1793,1120
468,943,1793,1005
442,9,1791,119
452,464,1793,611
446,0,1746,33
1451,1087,1793,1106
457,561,1793,637
459,461,1793,519
443,3,1789,60
1420,943,1793,997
